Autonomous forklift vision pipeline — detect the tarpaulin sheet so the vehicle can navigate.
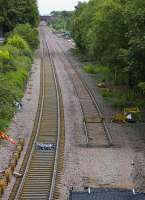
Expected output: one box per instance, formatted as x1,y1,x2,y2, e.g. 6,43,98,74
70,189,145,200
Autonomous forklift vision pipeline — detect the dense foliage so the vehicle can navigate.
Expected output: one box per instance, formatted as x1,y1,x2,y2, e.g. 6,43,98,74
72,0,145,89
0,23,38,130
11,23,39,50
0,0,39,32
0,1,39,130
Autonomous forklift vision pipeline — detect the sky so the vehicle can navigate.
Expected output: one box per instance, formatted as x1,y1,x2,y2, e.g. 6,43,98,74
37,0,88,15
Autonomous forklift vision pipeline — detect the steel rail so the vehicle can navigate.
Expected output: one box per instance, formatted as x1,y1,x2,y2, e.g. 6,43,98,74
14,38,45,200
45,35,61,200
50,32,113,147
8,26,64,200
44,32,89,146
8,38,44,200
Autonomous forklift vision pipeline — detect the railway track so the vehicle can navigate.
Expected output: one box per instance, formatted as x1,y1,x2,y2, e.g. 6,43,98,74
8,26,65,200
46,29,112,148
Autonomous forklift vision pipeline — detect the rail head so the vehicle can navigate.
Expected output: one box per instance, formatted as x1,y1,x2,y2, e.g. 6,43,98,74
45,39,61,200
52,34,113,147
14,39,46,200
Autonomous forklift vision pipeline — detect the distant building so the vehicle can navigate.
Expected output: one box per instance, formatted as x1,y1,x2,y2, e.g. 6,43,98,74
40,15,57,23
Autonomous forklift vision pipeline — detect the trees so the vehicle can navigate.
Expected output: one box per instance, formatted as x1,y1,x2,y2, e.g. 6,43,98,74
0,0,39,32
0,1,39,130
50,11,73,32
71,0,145,88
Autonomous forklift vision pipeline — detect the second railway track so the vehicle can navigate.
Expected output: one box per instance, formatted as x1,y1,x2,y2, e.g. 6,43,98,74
46,29,113,148
8,25,65,200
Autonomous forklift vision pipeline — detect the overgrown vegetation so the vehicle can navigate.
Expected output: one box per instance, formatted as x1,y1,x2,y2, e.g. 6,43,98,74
71,0,145,109
0,23,39,130
83,64,145,109
72,0,145,90
0,0,39,130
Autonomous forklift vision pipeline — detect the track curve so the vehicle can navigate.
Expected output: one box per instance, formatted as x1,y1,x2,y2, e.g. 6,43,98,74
8,24,65,200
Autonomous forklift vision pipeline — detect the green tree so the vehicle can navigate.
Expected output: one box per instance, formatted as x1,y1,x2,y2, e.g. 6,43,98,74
71,0,145,88
0,0,39,32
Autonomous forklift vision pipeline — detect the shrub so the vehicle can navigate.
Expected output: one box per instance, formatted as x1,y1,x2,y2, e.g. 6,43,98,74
95,66,110,74
0,50,10,61
0,49,16,73
101,89,113,98
111,96,128,109
7,35,30,51
3,45,21,57
7,35,32,60
83,64,96,74
12,23,39,50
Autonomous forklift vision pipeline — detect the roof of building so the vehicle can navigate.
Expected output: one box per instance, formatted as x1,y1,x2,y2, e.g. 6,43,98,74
70,189,145,200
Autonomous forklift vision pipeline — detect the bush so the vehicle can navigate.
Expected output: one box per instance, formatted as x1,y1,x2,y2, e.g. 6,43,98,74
111,96,128,109
0,49,16,73
95,66,110,74
0,50,10,61
7,35,32,59
101,89,113,98
7,35,30,51
83,64,96,74
1,45,21,57
12,23,39,50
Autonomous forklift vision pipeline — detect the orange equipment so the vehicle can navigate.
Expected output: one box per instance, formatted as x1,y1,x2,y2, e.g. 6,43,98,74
0,132,16,145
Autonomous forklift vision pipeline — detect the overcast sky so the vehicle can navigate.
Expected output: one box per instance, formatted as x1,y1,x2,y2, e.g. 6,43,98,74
38,0,88,15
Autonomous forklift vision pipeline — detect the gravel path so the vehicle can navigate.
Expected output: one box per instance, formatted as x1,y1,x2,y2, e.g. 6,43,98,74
0,50,41,199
